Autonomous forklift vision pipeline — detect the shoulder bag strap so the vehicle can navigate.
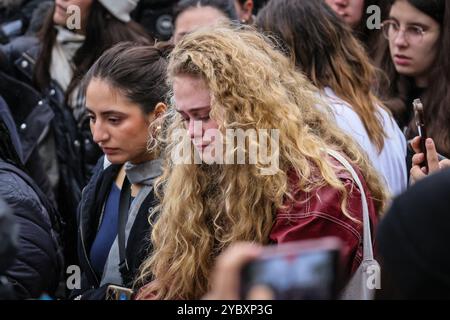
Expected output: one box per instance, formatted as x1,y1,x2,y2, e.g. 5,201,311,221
326,149,374,262
118,176,132,276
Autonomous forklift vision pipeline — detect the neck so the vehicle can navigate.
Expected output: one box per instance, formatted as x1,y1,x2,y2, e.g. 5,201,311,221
414,75,429,89
129,150,158,165
115,165,142,197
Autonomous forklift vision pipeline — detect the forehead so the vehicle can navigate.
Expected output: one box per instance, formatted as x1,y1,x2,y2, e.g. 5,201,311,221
62,0,93,7
390,0,439,26
175,6,228,32
173,75,211,112
85,79,141,113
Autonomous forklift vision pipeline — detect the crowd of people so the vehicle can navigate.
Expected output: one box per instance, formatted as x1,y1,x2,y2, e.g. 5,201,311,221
0,0,449,300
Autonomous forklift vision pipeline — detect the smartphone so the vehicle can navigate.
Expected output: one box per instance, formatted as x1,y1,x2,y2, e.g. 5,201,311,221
240,237,342,300
105,285,134,300
413,99,428,170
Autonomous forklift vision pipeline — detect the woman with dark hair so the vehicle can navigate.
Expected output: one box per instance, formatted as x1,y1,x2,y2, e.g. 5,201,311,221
1,0,151,267
71,42,170,300
173,0,237,43
325,0,390,60
378,0,450,159
257,0,407,195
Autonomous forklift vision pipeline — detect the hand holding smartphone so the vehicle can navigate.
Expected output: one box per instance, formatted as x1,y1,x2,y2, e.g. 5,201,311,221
105,285,134,300
413,99,428,171
239,237,342,300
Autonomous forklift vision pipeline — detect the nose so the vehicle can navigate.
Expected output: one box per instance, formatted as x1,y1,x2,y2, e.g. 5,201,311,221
91,120,109,145
188,119,203,143
331,0,348,8
393,29,408,47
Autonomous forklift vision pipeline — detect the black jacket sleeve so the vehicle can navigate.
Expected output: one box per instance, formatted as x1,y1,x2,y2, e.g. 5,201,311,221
1,171,62,299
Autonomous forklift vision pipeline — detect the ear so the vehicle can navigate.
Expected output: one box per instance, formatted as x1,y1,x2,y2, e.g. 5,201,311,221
154,102,168,119
245,0,254,13
243,0,254,18
147,102,167,123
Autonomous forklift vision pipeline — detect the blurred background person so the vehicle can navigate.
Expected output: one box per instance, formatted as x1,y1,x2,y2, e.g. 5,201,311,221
0,197,19,300
172,0,237,44
324,0,390,60
378,0,450,160
257,0,407,196
0,0,53,44
0,94,63,299
1,0,151,268
131,0,177,41
376,168,450,299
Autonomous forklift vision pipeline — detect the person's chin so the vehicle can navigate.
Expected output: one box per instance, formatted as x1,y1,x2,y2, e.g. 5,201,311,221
393,64,415,76
105,154,126,165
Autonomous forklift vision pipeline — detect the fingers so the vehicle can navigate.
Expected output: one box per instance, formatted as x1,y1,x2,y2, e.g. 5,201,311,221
410,165,427,184
411,152,425,167
205,242,262,300
425,138,440,173
410,136,422,154
439,159,450,170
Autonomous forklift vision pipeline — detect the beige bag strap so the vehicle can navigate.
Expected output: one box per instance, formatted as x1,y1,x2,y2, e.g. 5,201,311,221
326,149,374,261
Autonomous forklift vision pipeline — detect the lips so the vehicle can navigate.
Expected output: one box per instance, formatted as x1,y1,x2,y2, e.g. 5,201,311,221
102,147,120,155
394,54,412,66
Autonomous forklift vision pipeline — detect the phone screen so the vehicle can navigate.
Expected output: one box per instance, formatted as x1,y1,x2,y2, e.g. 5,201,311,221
240,238,341,300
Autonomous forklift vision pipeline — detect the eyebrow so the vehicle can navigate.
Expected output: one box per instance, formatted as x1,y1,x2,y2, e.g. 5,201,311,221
175,105,211,113
388,17,429,28
85,107,127,117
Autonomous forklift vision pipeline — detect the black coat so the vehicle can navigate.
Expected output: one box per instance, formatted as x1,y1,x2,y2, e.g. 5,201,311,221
72,157,157,300
377,169,450,299
0,96,64,299
0,70,55,201
1,35,101,267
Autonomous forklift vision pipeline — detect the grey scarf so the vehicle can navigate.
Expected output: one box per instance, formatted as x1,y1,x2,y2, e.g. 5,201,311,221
100,158,163,287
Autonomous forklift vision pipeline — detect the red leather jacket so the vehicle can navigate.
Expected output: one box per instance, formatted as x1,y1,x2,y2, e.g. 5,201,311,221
269,156,379,279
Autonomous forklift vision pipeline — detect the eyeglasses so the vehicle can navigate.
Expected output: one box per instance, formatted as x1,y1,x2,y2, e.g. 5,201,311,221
381,20,426,44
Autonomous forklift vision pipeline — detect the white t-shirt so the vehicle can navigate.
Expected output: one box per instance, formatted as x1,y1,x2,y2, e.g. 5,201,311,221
321,87,407,196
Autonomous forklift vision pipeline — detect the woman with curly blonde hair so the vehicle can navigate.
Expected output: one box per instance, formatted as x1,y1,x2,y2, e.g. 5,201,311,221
136,25,388,300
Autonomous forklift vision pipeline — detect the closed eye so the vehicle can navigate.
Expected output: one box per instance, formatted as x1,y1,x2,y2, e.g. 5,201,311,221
108,117,122,125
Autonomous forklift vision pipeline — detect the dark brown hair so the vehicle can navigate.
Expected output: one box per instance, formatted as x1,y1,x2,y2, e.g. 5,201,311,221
379,0,450,157
82,42,172,115
257,0,388,152
173,0,238,22
33,2,151,102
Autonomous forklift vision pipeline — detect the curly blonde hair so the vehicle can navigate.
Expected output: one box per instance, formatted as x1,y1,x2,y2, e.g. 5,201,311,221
137,24,388,299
